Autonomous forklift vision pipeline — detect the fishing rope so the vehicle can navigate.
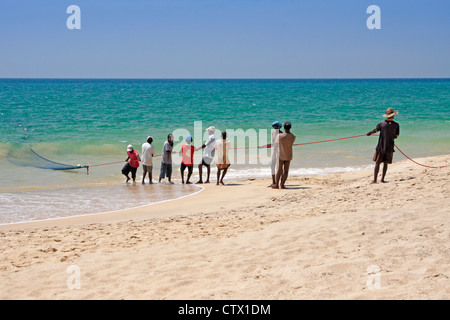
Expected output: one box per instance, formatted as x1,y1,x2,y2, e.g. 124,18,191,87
394,143,449,169
2,113,447,173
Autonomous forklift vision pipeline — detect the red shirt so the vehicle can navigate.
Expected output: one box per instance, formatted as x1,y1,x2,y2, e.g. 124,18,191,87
181,144,195,166
127,150,140,168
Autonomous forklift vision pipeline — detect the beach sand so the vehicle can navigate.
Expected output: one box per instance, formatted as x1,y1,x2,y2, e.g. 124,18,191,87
0,154,449,300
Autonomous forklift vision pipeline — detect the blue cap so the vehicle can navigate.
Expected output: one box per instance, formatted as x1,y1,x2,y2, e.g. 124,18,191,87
186,136,193,142
272,121,282,127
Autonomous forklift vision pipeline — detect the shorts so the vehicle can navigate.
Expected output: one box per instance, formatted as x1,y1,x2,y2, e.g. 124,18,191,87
122,162,138,179
373,151,393,164
142,164,153,173
159,162,172,179
201,156,213,166
180,163,193,175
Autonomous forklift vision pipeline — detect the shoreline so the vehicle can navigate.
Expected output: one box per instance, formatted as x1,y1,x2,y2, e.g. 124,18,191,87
0,155,446,230
0,184,205,227
0,154,448,299
0,162,377,226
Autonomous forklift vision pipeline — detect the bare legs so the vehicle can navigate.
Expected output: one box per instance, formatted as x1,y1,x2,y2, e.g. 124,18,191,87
271,160,291,189
372,162,389,184
196,163,211,184
181,168,193,184
142,170,153,185
216,167,228,185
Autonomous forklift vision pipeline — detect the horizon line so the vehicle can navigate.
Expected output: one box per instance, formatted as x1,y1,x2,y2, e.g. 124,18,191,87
1,77,450,80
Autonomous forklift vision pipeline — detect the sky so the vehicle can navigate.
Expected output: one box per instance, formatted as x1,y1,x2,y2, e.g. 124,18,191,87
0,0,449,78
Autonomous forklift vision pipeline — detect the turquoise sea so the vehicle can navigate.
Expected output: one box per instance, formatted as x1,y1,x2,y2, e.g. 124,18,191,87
1,79,449,223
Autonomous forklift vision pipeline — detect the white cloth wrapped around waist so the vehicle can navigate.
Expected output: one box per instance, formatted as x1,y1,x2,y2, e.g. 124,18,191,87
215,140,231,164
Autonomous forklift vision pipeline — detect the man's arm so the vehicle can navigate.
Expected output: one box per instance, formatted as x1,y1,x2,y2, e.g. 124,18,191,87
366,129,377,136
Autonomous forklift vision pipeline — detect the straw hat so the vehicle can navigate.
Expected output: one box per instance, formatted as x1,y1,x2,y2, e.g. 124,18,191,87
383,107,399,118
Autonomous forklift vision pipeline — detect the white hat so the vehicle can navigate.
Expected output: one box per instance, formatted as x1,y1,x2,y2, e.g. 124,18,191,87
127,144,133,152
206,126,215,132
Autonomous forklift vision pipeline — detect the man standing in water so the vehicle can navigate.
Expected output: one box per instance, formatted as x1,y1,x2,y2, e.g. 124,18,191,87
159,134,174,184
196,126,216,184
141,136,155,184
367,107,400,184
122,144,141,183
272,121,296,189
180,136,195,184
215,131,231,185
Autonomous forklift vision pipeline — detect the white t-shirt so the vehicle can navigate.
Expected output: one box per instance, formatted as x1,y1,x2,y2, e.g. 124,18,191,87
141,142,155,166
203,134,216,159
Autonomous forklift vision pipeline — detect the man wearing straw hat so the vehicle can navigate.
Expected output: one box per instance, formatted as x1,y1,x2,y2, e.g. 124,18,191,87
367,107,400,184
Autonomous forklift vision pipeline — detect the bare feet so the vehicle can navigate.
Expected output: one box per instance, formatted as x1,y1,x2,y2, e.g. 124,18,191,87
220,181,225,185
186,181,192,184
204,180,210,184
371,181,377,184
196,180,203,184
270,184,279,189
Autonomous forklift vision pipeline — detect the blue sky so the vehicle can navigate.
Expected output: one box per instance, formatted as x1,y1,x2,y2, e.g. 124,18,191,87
0,0,449,78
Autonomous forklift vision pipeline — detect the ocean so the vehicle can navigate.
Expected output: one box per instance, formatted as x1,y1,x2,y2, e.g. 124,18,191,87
1,79,449,224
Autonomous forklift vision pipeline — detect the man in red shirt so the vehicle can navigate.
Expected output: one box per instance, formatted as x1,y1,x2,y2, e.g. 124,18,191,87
180,136,195,184
122,144,141,183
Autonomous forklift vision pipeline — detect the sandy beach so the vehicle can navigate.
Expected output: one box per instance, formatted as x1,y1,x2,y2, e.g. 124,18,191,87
0,154,449,300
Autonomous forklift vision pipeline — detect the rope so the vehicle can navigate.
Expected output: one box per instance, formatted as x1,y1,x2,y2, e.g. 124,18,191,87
293,134,368,146
84,134,448,173
3,112,447,172
394,144,449,169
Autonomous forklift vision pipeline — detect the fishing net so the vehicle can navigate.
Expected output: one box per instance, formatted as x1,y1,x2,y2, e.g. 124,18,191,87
2,113,85,171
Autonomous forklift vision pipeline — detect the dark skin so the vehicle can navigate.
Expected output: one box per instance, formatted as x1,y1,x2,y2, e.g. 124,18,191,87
268,124,282,186
180,140,195,184
142,138,154,185
182,169,193,184
216,167,228,185
271,126,293,189
159,134,174,183
216,131,229,185
196,130,214,184
367,116,399,184
124,148,141,183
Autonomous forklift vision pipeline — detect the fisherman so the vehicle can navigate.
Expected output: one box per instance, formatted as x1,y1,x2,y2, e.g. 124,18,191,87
141,136,155,184
367,107,400,184
272,121,296,189
122,144,141,183
159,134,174,184
180,136,195,184
215,131,231,185
270,121,283,186
196,126,216,184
